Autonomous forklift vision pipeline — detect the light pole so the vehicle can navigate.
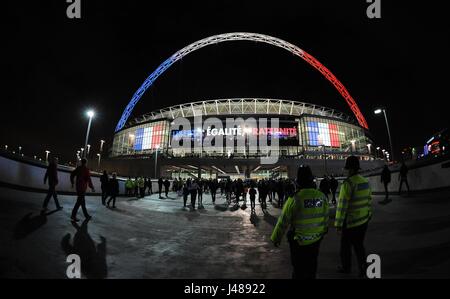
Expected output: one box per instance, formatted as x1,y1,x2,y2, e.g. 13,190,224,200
45,150,50,163
367,143,372,160
97,153,101,168
374,108,394,162
83,110,95,158
87,144,91,156
4,145,7,151
376,147,381,159
154,145,160,179
100,140,105,152
350,140,356,154
18,146,22,155
128,134,135,154
320,145,328,174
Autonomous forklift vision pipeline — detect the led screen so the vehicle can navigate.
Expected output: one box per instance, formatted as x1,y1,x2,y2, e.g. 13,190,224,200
307,121,341,147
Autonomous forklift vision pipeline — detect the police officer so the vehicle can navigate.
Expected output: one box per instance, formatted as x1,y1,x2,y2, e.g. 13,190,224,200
335,156,372,278
271,165,329,279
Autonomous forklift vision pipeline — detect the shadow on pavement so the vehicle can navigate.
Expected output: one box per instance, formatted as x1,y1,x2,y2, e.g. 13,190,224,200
263,212,278,227
13,210,59,240
214,204,229,212
381,240,450,276
61,219,107,279
250,211,259,226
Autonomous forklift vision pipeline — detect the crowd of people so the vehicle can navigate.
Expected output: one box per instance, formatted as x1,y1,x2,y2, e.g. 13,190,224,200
41,155,406,279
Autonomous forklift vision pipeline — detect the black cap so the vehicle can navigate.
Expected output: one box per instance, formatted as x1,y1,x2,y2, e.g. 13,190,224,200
344,156,360,170
297,165,314,186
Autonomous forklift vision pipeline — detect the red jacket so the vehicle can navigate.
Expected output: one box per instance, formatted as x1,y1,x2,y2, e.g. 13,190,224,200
71,166,94,194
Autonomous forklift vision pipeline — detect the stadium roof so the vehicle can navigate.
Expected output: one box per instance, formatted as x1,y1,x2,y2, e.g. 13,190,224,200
124,98,355,129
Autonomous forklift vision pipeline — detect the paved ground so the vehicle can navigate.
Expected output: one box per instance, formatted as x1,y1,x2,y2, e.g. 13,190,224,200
1,187,450,279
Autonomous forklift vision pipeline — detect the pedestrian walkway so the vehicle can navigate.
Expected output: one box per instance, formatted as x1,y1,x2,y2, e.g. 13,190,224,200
0,187,449,278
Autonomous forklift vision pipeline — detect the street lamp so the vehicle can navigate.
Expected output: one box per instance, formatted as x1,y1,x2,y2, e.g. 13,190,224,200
83,110,95,158
97,153,101,168
45,150,50,163
374,107,394,162
154,144,160,179
100,140,105,152
87,144,91,156
4,145,7,151
319,145,328,174
18,146,22,155
350,140,356,154
128,134,135,154
367,143,372,158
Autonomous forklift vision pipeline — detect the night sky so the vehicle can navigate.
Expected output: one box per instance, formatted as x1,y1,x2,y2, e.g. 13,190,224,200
2,1,449,162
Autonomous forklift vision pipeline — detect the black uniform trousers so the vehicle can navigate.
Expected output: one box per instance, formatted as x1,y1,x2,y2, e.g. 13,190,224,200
288,231,322,279
340,222,368,275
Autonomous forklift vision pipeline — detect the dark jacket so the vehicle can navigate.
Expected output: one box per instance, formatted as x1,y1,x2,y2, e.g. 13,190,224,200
109,178,119,196
44,162,58,186
100,174,109,188
381,167,391,183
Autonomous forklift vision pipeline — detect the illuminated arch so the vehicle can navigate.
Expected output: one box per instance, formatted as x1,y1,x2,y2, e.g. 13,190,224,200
116,32,368,132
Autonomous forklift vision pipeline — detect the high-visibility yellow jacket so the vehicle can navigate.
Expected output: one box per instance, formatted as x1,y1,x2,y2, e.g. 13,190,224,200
335,174,372,229
271,188,329,246
125,179,133,189
138,178,145,188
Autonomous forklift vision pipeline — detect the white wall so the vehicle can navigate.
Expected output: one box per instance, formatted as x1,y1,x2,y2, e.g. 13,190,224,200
366,159,450,193
0,155,126,194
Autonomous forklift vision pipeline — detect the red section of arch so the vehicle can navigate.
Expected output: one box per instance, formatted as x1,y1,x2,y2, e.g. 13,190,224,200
301,51,369,129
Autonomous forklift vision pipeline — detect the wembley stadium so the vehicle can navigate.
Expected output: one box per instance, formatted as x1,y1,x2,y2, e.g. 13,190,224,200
106,98,380,179
102,33,385,179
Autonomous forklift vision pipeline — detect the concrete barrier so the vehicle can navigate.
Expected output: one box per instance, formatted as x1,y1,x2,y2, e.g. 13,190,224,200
0,154,128,195
1,150,449,196
366,157,450,194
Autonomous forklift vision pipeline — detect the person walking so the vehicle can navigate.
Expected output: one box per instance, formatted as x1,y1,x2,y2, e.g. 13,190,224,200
379,165,392,204
100,171,109,205
125,177,133,196
133,177,139,197
249,185,257,213
335,156,372,278
189,179,199,210
329,175,338,206
183,181,190,209
70,158,95,222
107,173,119,208
271,165,329,279
210,179,218,204
164,178,171,198
158,177,163,198
319,175,331,203
138,177,145,198
398,162,410,196
42,157,63,211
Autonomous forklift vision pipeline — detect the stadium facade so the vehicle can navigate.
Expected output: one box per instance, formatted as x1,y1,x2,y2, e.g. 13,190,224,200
107,98,378,179
111,98,371,159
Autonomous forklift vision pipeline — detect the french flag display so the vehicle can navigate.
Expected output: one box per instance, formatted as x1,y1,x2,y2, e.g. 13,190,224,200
307,121,341,147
